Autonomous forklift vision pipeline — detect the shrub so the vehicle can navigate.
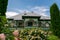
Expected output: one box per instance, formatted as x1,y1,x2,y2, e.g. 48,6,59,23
47,35,59,40
0,0,8,33
50,3,60,38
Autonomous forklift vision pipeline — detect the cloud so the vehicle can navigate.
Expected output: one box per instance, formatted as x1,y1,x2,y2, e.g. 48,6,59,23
17,6,49,16
6,6,49,18
31,6,49,16
18,9,30,13
6,11,19,18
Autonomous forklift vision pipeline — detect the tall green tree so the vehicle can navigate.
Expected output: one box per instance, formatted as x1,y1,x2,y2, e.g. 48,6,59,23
50,3,60,38
0,0,8,16
0,0,8,33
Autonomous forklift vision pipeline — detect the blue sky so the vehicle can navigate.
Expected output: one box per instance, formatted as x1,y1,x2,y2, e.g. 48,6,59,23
6,0,60,17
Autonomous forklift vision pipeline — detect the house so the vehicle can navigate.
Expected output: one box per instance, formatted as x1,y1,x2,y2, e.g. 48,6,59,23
7,12,50,28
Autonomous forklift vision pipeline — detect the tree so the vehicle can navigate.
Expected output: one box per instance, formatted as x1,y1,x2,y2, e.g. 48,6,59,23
0,0,8,16
0,0,8,33
50,3,60,38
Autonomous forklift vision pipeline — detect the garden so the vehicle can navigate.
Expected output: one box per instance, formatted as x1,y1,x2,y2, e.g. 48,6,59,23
0,0,60,40
0,27,60,40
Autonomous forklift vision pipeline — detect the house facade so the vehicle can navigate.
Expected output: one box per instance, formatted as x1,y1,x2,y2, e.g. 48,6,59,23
7,12,50,28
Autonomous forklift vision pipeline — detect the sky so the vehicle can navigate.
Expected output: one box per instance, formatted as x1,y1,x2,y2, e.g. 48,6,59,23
6,0,60,18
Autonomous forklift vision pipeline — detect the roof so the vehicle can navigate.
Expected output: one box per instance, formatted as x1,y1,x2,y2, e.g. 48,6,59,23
8,12,50,20
40,16,50,20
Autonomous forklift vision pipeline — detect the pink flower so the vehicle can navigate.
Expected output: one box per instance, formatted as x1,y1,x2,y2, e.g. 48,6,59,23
13,30,19,37
0,33,6,40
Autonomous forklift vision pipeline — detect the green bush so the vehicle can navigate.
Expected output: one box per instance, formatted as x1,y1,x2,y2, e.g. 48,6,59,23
0,0,8,33
47,35,59,40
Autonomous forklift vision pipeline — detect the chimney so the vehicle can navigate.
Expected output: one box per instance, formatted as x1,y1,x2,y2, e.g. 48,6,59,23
24,11,27,15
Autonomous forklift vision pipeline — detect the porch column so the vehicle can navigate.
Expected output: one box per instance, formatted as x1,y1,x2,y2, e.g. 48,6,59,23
24,20,27,27
37,21,39,27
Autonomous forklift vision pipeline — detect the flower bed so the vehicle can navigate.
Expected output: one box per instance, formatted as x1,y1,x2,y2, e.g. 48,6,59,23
0,28,60,40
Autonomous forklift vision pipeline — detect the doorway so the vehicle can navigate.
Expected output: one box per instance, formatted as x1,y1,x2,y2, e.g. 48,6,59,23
28,22,33,26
